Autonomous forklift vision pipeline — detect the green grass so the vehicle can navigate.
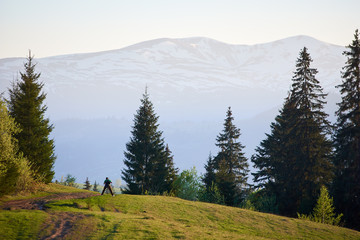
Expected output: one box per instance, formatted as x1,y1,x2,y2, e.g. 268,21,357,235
1,185,359,239
0,210,47,239
0,182,91,204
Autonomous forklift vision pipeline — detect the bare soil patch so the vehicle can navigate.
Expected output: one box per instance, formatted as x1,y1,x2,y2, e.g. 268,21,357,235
39,211,86,240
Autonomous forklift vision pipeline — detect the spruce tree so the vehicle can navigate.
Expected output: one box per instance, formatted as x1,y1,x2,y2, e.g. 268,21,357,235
298,186,342,226
122,90,175,194
8,52,55,183
84,177,91,190
164,144,178,192
333,29,360,230
212,107,249,206
288,47,333,213
203,153,216,190
252,47,333,216
93,181,99,192
311,186,342,225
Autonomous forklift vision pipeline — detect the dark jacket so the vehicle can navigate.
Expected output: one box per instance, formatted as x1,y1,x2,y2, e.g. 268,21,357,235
104,179,112,186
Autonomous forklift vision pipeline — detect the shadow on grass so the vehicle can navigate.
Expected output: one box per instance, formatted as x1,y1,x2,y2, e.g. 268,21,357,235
50,202,78,208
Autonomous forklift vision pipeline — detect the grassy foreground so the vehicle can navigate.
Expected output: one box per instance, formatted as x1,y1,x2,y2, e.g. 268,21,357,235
0,184,359,239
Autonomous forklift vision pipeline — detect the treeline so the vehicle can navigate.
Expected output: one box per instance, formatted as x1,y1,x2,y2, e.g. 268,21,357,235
121,30,360,230
0,52,55,196
54,175,108,193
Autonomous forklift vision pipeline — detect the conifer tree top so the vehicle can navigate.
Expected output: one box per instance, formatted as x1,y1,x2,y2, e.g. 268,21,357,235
7,51,55,183
288,47,330,131
290,47,326,110
216,107,242,150
336,29,360,122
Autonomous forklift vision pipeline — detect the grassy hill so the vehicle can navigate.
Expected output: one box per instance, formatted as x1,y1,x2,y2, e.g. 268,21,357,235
0,184,359,239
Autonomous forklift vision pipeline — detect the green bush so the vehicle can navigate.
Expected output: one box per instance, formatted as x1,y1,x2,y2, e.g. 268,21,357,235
0,99,36,196
243,189,279,214
297,186,343,226
172,167,201,201
198,182,225,205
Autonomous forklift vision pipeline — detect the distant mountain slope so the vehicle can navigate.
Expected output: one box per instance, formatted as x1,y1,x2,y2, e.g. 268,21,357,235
0,36,346,183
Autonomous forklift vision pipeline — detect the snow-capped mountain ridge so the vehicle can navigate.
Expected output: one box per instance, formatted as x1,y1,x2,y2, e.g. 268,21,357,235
1,35,344,93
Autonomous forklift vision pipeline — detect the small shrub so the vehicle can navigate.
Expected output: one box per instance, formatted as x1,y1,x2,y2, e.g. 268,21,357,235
198,182,225,205
297,186,343,226
241,189,279,214
241,199,256,211
172,167,201,201
64,174,76,187
14,155,37,193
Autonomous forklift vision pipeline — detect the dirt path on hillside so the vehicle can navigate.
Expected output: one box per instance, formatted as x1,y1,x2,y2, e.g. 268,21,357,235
1,191,99,239
40,211,86,240
1,192,98,210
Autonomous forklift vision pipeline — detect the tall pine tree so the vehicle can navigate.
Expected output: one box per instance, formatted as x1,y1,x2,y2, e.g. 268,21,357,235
333,29,360,230
122,90,176,194
288,47,333,213
212,107,249,206
252,47,333,216
8,52,56,183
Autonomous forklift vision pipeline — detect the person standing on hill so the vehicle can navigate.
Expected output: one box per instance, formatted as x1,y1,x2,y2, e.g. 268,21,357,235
101,177,114,196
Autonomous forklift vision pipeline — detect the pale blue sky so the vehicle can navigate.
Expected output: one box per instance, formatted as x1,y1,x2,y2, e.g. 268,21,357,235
1,0,359,58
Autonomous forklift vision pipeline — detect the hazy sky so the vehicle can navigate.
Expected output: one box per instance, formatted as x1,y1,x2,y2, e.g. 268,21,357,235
1,0,359,59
